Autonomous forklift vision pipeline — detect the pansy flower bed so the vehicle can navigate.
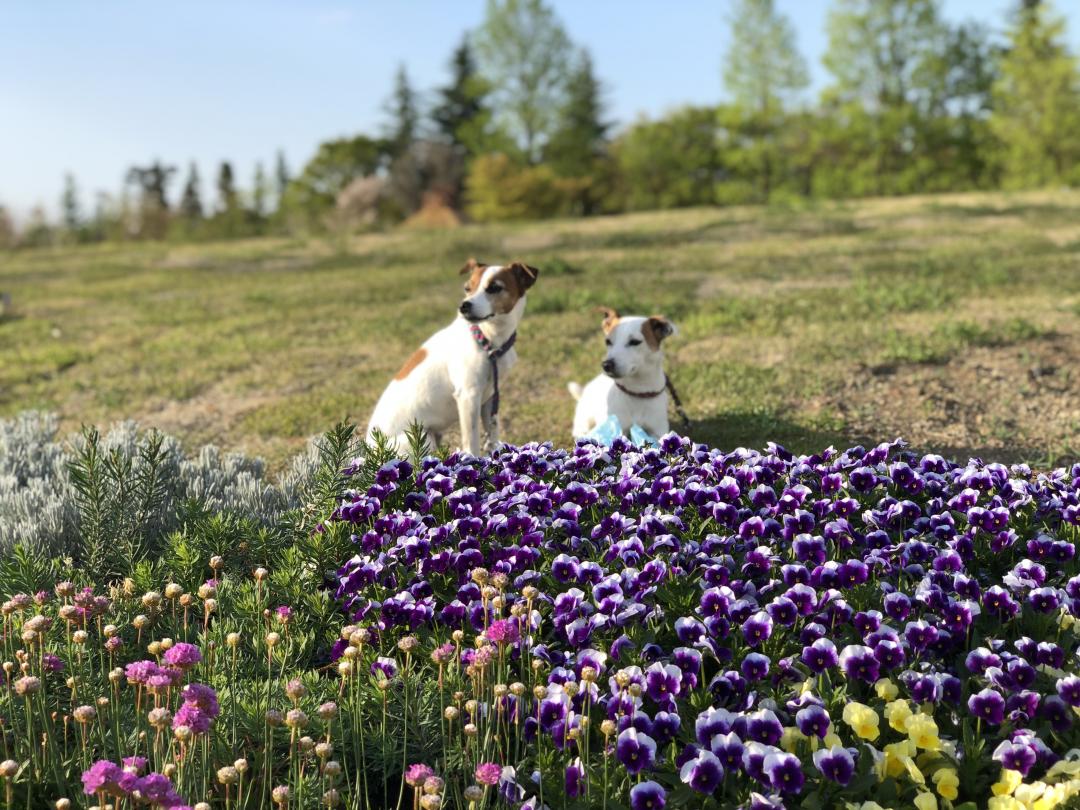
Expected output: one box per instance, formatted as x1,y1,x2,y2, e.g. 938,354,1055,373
2,432,1080,810
330,435,1080,810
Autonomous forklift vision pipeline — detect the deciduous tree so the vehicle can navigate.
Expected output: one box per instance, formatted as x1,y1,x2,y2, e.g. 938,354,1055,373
474,0,572,162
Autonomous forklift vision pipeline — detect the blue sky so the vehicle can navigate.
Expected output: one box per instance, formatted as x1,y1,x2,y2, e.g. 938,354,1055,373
2,0,1077,220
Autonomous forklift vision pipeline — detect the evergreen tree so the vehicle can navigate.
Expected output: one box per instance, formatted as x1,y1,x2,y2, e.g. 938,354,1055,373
179,163,204,221
432,36,494,156
60,173,82,238
274,150,291,201
474,0,572,163
544,49,608,177
385,64,420,158
722,0,809,199
0,205,14,249
990,0,1080,187
252,161,270,220
125,162,175,239
217,162,238,213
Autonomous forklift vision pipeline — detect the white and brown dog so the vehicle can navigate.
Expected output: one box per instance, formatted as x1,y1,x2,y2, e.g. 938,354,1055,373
568,307,677,439
367,258,539,456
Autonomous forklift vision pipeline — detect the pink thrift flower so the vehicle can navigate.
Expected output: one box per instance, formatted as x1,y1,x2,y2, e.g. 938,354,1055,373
486,619,519,646
162,642,202,669
404,764,434,787
475,762,501,786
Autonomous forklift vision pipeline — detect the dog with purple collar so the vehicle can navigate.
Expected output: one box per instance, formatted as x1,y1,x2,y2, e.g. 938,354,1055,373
367,258,538,456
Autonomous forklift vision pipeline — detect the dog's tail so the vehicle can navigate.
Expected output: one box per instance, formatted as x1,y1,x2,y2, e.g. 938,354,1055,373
567,382,584,401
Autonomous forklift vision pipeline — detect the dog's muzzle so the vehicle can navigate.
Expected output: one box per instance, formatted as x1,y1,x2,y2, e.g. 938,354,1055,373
601,359,618,376
459,300,490,322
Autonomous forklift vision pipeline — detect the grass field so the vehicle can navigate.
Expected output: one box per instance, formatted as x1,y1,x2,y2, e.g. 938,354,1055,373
3,190,1080,469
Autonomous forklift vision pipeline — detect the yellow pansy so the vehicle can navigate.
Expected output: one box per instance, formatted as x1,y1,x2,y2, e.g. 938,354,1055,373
1060,610,1075,630
1033,784,1067,810
824,731,843,749
1046,760,1080,780
884,699,913,733
875,678,899,701
913,792,938,810
884,740,925,785
781,726,806,753
1014,782,1047,805
932,767,959,801
988,797,1025,810
993,769,1024,797
843,702,881,741
905,713,941,751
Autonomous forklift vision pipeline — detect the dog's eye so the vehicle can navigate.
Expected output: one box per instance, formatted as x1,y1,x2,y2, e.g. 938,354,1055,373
486,283,502,293
628,338,642,347
605,338,613,347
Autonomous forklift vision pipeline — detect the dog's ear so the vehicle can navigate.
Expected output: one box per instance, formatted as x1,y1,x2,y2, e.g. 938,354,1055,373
459,257,484,276
643,315,676,349
508,261,539,291
596,306,620,334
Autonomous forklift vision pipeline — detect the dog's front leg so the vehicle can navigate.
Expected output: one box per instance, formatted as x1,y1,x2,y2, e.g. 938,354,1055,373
456,391,483,456
481,398,500,452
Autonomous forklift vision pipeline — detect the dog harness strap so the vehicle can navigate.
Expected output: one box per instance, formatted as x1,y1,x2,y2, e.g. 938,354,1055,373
664,374,692,432
470,324,516,418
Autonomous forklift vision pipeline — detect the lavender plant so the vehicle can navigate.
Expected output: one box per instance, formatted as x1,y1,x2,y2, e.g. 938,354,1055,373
0,412,322,559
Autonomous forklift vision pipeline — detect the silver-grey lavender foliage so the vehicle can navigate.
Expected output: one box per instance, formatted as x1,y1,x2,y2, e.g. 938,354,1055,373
0,411,321,556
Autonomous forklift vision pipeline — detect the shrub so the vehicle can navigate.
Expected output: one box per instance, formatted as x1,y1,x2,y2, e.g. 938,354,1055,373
464,153,577,222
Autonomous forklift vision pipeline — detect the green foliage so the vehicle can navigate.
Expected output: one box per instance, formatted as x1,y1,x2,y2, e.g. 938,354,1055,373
614,107,720,210
281,136,391,229
543,50,613,215
431,35,499,159
724,0,808,118
990,0,1080,188
474,0,572,162
385,64,420,159
465,152,577,221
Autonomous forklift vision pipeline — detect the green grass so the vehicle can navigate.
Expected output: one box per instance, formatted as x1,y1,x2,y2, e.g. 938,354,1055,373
2,190,1079,467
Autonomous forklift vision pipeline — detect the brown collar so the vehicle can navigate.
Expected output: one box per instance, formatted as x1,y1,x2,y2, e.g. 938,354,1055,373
615,380,665,398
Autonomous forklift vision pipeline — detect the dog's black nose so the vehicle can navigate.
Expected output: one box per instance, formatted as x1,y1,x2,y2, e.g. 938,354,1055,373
601,359,616,374
459,300,473,316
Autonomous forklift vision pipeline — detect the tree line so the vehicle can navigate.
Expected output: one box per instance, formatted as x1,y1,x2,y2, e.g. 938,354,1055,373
4,0,1080,248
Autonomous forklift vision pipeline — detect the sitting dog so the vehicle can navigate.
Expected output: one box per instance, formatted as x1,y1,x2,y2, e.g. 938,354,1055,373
367,258,538,456
568,307,677,439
